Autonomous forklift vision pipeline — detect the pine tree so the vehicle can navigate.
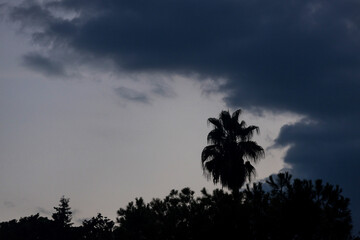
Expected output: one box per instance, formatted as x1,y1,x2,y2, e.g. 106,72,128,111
52,196,73,228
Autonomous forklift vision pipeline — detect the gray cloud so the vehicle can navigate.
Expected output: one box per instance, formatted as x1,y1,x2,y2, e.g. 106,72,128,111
114,86,150,103
36,207,51,216
22,53,66,77
75,218,86,225
8,0,360,232
151,83,176,98
4,201,15,208
10,1,54,29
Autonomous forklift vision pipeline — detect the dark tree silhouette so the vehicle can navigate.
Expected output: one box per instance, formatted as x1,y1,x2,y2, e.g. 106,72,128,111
201,109,264,194
82,213,114,240
0,175,357,239
0,214,54,240
52,196,73,228
114,174,355,240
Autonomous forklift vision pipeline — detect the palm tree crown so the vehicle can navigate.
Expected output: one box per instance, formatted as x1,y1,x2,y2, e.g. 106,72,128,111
201,109,265,194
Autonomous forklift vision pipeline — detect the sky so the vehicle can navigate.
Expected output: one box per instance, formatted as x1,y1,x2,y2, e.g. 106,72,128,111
1,0,359,232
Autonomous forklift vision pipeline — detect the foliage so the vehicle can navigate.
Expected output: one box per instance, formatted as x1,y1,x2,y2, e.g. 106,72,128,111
201,109,264,194
0,214,54,240
114,173,355,240
52,196,73,228
82,213,114,240
0,174,358,239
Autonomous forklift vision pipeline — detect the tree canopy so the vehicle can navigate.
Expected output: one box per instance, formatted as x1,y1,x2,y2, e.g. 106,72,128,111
52,196,73,228
201,109,264,194
0,177,358,240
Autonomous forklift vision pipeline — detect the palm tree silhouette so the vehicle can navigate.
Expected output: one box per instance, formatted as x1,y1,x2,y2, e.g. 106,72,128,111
201,109,264,195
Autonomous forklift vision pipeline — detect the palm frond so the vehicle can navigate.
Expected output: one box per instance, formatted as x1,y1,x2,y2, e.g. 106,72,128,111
207,128,225,144
219,110,232,131
207,118,222,130
219,110,231,120
239,120,246,128
238,141,265,163
231,109,242,121
244,161,256,181
201,145,220,164
238,125,260,141
203,158,222,184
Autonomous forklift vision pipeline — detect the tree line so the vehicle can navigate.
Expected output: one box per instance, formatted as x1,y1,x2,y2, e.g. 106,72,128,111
1,109,358,239
1,175,357,240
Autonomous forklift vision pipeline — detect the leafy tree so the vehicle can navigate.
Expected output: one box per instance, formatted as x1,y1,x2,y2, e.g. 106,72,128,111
0,176,356,240
82,213,114,240
264,173,353,240
52,196,73,228
115,188,197,240
0,214,54,240
116,197,159,240
114,174,355,240
201,109,264,194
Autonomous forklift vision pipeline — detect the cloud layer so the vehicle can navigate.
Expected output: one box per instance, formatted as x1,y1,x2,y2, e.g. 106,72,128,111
8,0,360,231
9,0,360,114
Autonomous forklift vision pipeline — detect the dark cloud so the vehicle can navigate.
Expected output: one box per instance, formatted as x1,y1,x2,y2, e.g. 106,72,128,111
114,86,150,103
9,0,360,115
22,53,66,77
8,0,360,232
275,118,360,231
276,118,360,192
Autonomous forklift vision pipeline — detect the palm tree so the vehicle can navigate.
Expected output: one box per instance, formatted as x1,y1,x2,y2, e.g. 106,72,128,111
201,109,264,195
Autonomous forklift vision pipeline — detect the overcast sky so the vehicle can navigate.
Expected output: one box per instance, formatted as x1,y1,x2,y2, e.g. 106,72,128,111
1,0,360,232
